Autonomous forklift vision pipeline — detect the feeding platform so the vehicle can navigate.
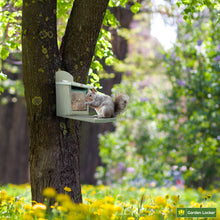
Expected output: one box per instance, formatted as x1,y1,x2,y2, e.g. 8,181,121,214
55,71,115,123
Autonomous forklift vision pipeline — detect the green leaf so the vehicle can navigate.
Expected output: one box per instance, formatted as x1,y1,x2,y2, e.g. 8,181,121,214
105,56,114,66
131,2,141,14
105,9,119,27
0,46,9,60
176,1,181,7
0,72,7,81
120,0,128,7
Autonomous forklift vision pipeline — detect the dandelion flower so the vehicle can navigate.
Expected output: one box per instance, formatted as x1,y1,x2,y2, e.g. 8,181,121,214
90,190,96,196
21,213,34,220
64,186,72,192
57,206,68,212
155,196,167,207
127,217,135,220
56,193,71,203
0,190,8,201
43,187,57,198
23,204,32,211
32,203,47,210
165,194,169,199
207,194,212,199
171,195,180,203
105,196,114,203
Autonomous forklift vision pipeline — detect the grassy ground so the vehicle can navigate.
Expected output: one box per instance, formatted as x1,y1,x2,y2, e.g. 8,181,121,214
0,183,219,219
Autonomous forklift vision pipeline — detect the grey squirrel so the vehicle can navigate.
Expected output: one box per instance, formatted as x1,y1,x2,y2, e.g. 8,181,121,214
85,89,128,118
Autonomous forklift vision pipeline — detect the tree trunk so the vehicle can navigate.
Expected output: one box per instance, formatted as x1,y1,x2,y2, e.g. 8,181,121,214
22,0,109,203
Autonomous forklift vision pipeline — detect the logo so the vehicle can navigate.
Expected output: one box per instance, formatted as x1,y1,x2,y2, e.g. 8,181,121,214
178,209,185,216
177,208,217,218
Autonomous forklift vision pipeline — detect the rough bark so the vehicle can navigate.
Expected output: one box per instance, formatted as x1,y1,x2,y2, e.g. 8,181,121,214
22,0,109,203
60,0,109,83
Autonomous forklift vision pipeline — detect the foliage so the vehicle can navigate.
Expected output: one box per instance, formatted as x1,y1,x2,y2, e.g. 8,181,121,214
96,5,219,189
1,183,220,219
89,0,141,87
162,8,220,188
176,0,220,23
0,0,21,94
96,75,172,186
0,0,22,60
95,10,170,187
0,71,7,94
0,0,141,94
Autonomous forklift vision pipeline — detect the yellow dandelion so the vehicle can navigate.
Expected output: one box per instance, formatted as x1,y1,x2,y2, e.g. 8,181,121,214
64,186,72,192
0,190,8,201
191,202,200,208
23,204,32,211
90,190,96,196
114,205,123,212
144,204,152,209
62,200,75,211
8,197,15,204
21,213,34,220
57,206,68,212
171,195,180,203
207,194,212,199
105,196,114,203
94,208,103,216
144,210,151,215
140,216,158,220
140,187,146,193
154,205,160,210
212,189,217,194
155,196,167,207
32,203,47,210
165,194,169,199
202,195,208,200
56,193,71,203
167,204,174,210
91,200,104,209
163,210,170,214
43,187,57,198
127,217,135,220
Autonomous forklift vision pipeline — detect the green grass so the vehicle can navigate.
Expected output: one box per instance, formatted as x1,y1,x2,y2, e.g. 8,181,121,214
0,184,219,219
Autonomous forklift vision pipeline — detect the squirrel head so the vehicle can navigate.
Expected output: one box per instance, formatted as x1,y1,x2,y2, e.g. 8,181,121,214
85,88,96,102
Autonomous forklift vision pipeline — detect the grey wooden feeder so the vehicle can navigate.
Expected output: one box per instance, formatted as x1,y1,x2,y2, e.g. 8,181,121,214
55,71,115,123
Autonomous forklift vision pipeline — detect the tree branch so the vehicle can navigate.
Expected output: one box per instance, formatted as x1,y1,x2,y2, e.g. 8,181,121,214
60,0,109,83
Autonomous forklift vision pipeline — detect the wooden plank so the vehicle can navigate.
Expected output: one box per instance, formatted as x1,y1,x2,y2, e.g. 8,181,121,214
65,114,116,123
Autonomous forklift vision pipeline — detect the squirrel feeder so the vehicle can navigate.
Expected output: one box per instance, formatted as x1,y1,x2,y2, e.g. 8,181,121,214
55,71,116,123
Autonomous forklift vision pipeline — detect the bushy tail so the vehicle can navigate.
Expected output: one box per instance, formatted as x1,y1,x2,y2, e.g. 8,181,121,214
114,94,129,116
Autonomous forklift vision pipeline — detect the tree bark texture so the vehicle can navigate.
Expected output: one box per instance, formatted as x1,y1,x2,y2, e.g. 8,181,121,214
22,0,109,203
60,0,109,82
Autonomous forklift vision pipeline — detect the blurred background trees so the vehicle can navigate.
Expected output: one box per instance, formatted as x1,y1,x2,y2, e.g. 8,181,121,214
0,0,219,189
96,1,220,189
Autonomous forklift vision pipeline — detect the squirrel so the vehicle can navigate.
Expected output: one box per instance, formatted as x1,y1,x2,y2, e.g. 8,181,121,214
85,88,128,118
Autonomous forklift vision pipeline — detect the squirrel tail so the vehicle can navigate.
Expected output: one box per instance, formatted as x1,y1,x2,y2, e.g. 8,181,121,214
114,94,129,116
